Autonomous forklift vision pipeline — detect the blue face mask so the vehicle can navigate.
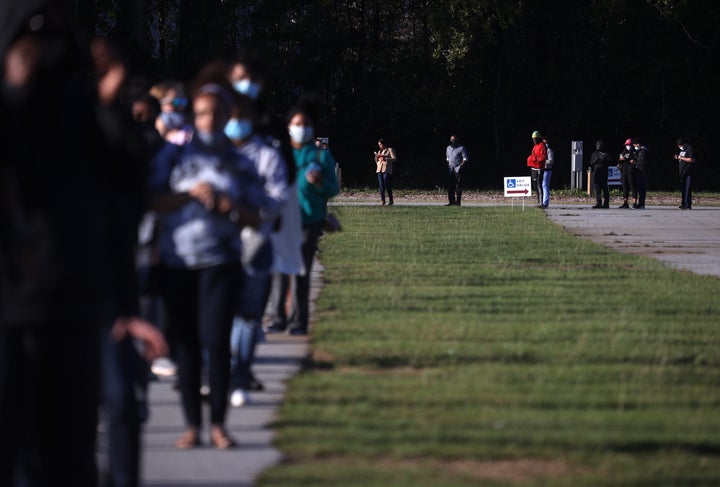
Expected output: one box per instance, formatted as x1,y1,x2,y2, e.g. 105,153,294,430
224,118,253,142
160,111,185,130
232,79,261,101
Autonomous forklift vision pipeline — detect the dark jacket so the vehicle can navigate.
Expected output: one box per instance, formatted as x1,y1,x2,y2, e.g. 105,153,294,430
0,0,147,328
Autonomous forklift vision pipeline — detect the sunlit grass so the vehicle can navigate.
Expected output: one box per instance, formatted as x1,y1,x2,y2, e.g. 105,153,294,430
259,206,720,486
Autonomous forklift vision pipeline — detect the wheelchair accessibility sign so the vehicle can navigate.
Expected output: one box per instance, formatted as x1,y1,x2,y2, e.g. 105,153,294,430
503,177,532,197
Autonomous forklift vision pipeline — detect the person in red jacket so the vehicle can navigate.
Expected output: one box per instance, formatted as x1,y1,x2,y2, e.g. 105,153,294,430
527,130,547,206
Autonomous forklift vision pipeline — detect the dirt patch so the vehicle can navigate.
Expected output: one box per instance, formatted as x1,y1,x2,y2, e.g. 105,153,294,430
445,458,585,484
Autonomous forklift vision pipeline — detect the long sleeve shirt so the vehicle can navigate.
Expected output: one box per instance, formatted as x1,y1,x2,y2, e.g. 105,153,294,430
295,144,340,225
527,142,547,170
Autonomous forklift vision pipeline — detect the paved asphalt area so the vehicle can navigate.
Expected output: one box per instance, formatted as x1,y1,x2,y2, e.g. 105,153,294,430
135,202,719,487
544,204,720,277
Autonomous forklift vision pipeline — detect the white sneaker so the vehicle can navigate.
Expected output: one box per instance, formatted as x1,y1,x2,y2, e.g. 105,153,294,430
151,357,177,377
230,389,249,407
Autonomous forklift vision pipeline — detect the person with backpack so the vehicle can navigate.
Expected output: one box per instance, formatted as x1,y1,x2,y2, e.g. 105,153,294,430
589,140,612,208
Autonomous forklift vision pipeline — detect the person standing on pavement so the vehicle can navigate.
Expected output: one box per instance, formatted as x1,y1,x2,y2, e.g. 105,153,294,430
632,139,650,209
675,138,696,210
541,136,554,208
589,140,611,209
617,138,636,209
287,102,340,335
527,130,547,206
375,138,396,205
224,92,289,407
148,77,265,450
445,134,468,206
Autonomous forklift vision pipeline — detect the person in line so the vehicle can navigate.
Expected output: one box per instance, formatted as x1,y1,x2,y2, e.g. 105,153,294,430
589,140,611,209
527,130,547,206
445,134,468,206
150,79,193,146
675,138,696,210
632,139,650,209
617,138,636,209
287,102,340,335
225,92,289,407
374,138,397,205
0,4,166,486
226,53,303,339
541,136,554,208
148,75,265,450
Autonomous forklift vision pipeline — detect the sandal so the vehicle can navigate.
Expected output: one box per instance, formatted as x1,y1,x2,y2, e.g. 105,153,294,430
210,426,237,449
175,428,202,449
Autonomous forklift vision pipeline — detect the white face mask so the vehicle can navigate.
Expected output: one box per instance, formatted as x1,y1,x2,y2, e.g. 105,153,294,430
289,125,314,145
625,145,631,150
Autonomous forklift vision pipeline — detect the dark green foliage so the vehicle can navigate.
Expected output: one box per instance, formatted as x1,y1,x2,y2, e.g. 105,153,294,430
76,1,720,190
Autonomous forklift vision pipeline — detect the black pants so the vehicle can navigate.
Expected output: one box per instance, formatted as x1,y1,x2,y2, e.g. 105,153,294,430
621,169,635,200
633,171,647,206
680,171,693,208
447,166,463,204
294,221,324,332
593,169,609,206
530,168,543,205
160,263,239,427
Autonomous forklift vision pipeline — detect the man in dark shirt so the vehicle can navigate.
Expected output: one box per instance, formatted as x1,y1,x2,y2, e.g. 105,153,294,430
675,138,696,210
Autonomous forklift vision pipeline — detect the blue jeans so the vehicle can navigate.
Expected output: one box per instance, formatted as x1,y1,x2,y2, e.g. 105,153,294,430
377,172,393,204
541,169,552,207
230,242,272,389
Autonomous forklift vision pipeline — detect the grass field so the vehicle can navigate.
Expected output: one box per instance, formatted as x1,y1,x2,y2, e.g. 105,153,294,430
258,205,720,486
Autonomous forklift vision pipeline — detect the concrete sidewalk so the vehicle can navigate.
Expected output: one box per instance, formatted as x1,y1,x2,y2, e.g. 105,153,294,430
544,204,720,277
140,334,308,487
138,260,321,486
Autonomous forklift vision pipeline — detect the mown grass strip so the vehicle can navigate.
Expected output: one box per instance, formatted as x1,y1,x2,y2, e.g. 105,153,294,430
259,206,720,486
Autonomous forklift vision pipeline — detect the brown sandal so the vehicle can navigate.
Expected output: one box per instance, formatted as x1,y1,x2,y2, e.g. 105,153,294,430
210,426,237,449
175,428,202,449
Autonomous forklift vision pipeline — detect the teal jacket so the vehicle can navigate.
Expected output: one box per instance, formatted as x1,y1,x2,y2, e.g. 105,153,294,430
294,144,340,225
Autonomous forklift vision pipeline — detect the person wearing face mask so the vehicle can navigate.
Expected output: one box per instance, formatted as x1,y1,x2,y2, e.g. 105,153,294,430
632,139,650,209
674,138,696,210
147,75,265,450
588,140,611,209
617,138,637,209
445,134,469,206
286,103,339,335
224,95,290,406
150,80,193,146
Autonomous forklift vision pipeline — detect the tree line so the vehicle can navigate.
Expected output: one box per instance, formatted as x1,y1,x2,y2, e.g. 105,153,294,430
75,0,720,190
